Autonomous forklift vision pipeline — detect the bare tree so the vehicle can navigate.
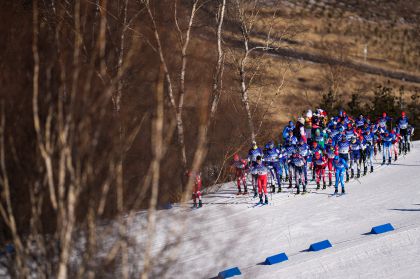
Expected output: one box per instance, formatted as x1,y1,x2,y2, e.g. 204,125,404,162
142,0,208,171
228,0,295,142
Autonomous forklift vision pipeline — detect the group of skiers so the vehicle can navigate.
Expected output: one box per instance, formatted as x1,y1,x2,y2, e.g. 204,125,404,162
230,109,415,205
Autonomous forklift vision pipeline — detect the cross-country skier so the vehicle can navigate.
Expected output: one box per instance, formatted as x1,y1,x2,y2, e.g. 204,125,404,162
310,141,323,181
391,128,400,161
231,154,248,195
186,170,203,208
314,128,326,149
361,130,375,174
407,124,415,152
381,130,393,165
284,129,298,145
325,138,337,186
250,156,269,204
264,141,282,193
337,135,351,182
345,123,356,141
282,121,295,141
377,112,392,132
284,138,297,188
349,136,362,178
294,117,307,143
290,150,306,194
333,155,349,194
313,151,328,189
305,110,313,141
297,138,310,188
248,141,263,197
338,110,352,127
397,111,410,154
355,114,366,129
278,143,289,183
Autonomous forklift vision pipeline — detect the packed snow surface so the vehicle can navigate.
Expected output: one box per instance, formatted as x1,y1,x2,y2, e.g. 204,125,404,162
136,142,420,279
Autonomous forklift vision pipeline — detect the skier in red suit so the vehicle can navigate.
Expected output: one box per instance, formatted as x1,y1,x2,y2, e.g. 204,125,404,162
231,153,248,195
186,170,202,208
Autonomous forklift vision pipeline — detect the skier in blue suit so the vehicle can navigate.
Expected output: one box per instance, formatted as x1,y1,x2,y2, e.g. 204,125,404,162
333,155,349,194
264,141,283,193
337,135,350,182
381,131,393,165
248,141,263,197
282,121,295,140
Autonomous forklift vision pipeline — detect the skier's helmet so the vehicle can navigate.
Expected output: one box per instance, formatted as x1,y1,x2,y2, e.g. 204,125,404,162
233,154,240,161
289,120,294,127
351,137,356,143
268,141,274,149
359,114,363,119
334,155,340,161
312,141,318,147
256,155,262,162
315,129,321,136
402,111,406,117
315,151,321,159
327,138,332,144
252,141,257,150
382,112,387,118
347,123,352,129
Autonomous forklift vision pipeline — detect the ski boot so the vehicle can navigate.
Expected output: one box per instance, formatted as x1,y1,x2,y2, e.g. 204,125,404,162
259,194,263,204
264,195,269,204
346,172,350,182
370,166,374,173
236,190,242,195
363,166,367,176
382,158,386,165
350,169,354,179
394,155,397,161
288,181,292,189
334,188,338,194
408,144,411,152
243,190,248,195
302,184,307,193
341,188,345,194
329,180,332,187
285,175,289,182
253,191,258,198
322,182,326,190
388,157,391,165
271,184,275,193
316,182,320,190
192,201,197,208
198,200,203,208
357,169,360,178
277,187,282,193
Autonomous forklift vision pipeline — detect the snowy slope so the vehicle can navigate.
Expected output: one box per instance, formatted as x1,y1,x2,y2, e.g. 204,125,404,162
133,142,420,279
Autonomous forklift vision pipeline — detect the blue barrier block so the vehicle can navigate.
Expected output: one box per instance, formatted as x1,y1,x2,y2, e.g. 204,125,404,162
218,267,241,278
265,252,288,265
370,223,394,234
309,240,332,251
